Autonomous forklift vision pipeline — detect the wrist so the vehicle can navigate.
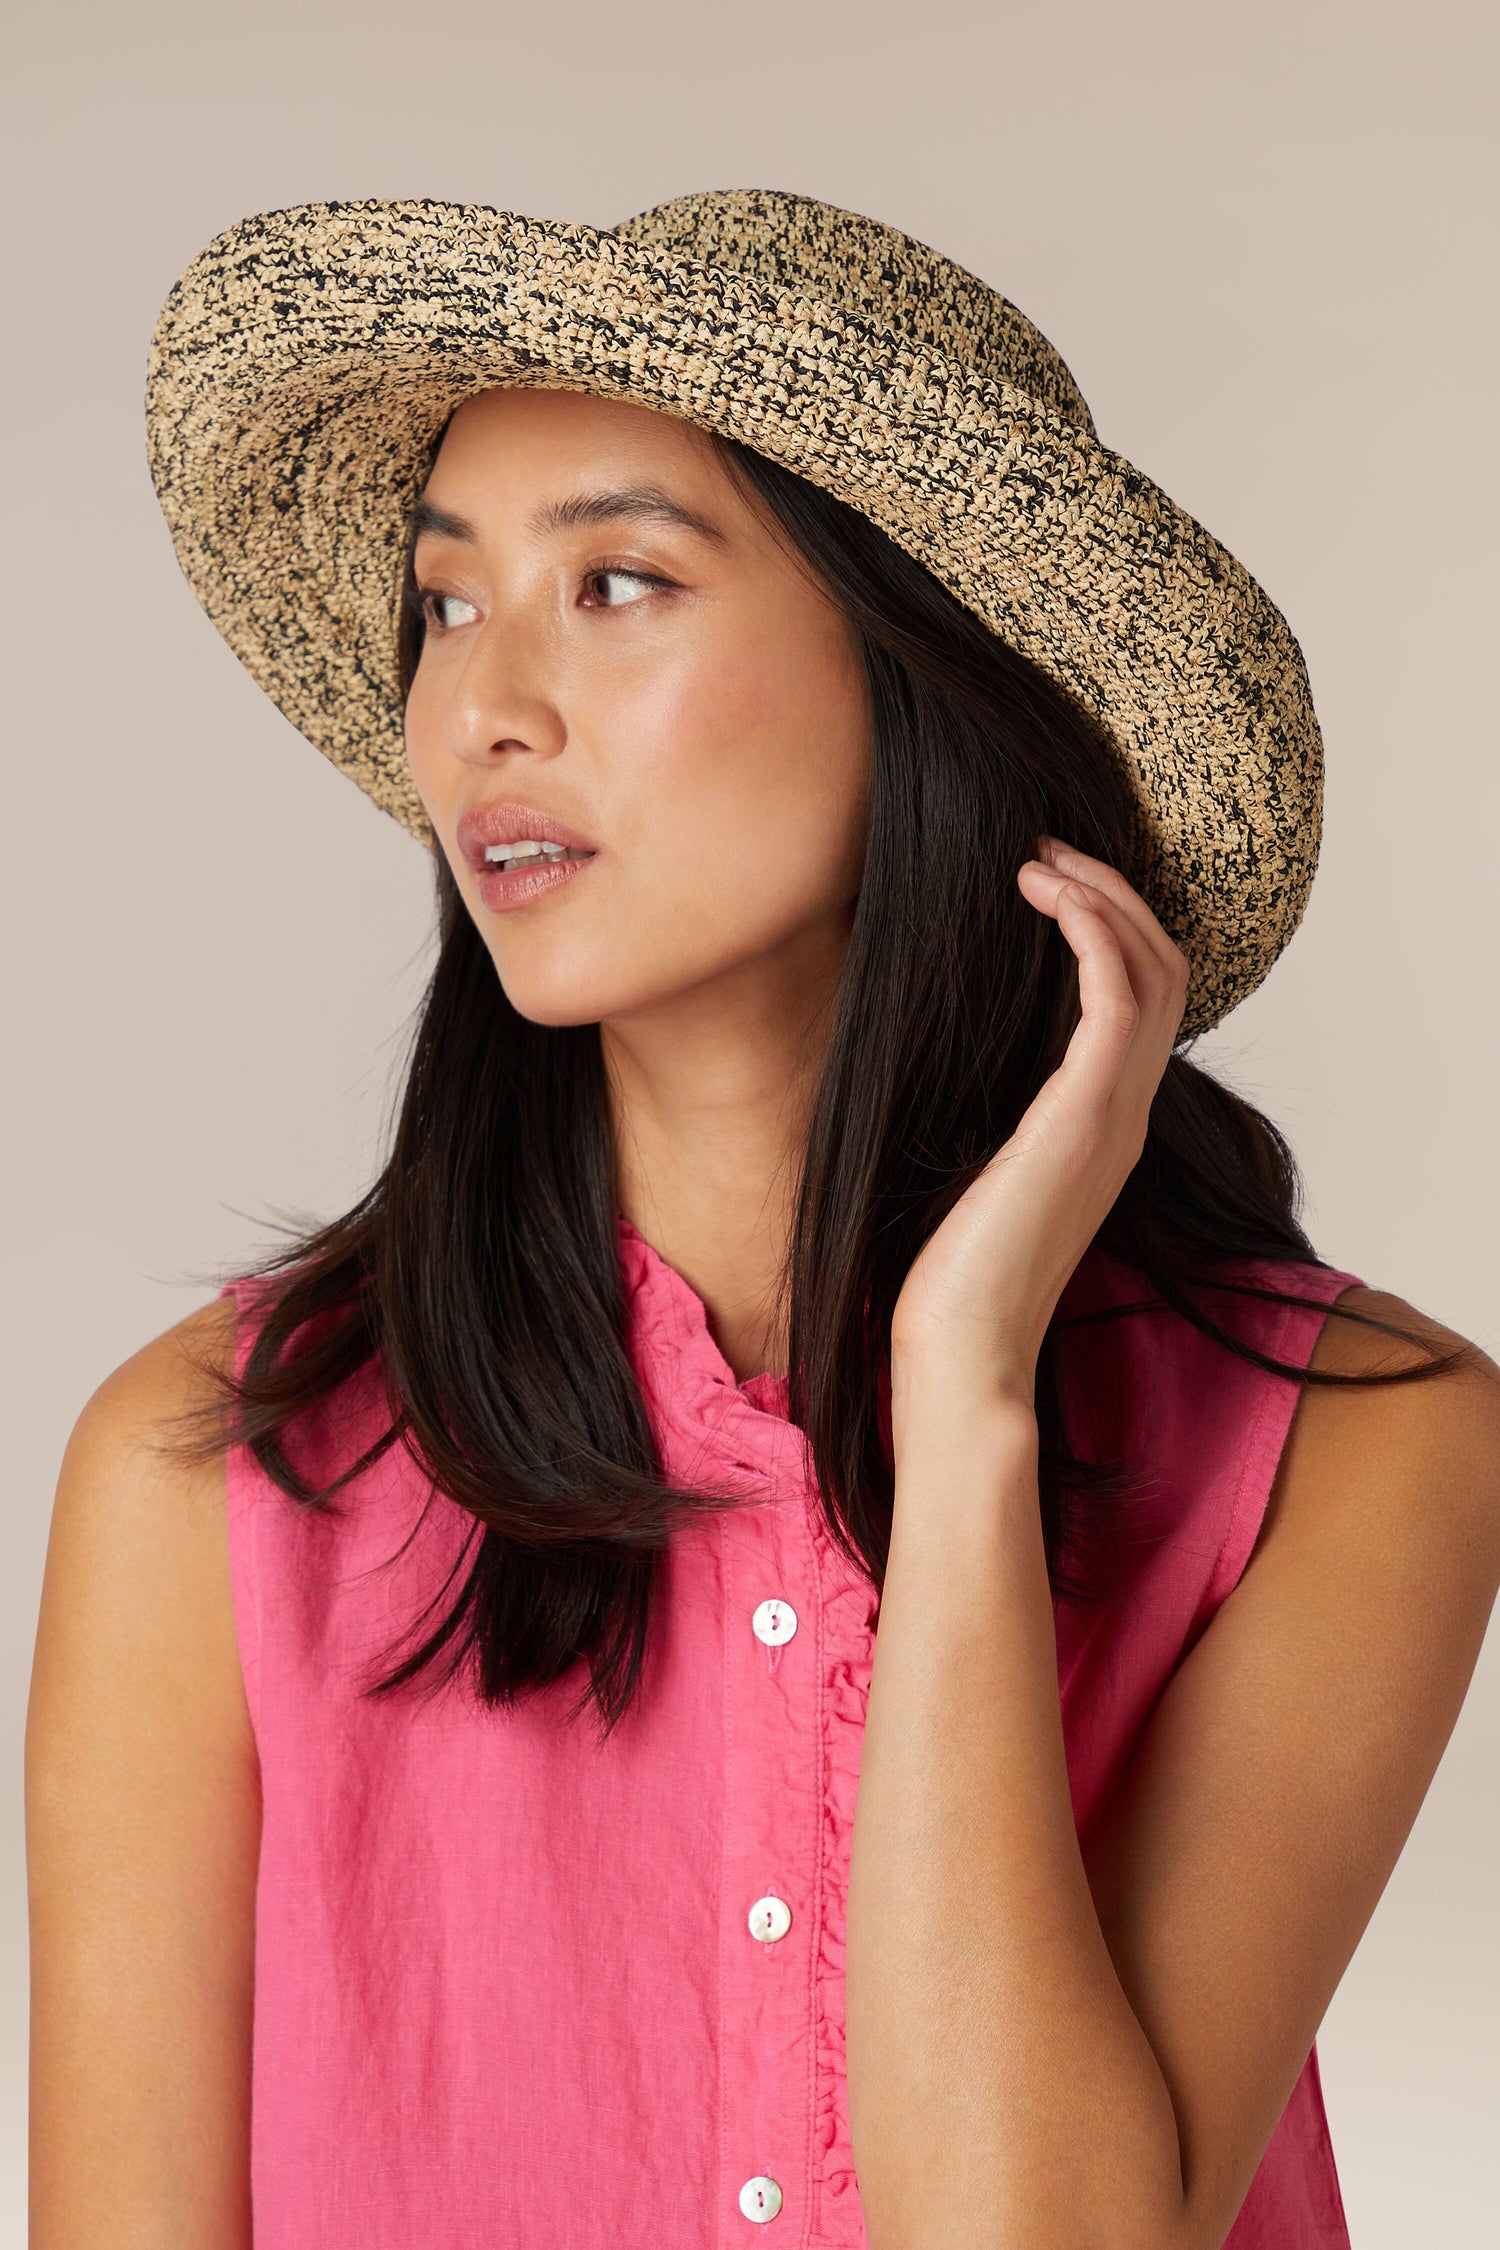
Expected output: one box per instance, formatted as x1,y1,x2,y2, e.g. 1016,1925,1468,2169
887,1392,1043,1573
888,1343,1038,1439
888,1371,1040,1482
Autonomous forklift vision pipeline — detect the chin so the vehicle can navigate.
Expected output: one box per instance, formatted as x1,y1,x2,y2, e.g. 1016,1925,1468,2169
497,947,746,1030
488,976,611,1030
484,953,638,1029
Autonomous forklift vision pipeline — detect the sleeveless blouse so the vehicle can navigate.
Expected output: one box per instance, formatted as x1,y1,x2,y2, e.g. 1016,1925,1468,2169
219,1212,1366,2247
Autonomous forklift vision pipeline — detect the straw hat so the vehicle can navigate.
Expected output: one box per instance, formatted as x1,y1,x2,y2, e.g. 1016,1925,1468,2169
145,185,1326,1037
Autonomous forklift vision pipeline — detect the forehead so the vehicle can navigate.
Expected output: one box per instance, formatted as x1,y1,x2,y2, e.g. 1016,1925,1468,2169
429,385,729,492
415,385,780,561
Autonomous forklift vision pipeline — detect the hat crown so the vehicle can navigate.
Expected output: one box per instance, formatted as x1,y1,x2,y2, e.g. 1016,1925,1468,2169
611,187,1097,441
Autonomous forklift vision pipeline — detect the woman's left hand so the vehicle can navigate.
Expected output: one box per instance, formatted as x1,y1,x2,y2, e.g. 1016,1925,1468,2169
889,835,1191,1418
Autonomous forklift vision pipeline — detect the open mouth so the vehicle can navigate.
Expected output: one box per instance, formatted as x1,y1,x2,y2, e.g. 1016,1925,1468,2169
482,845,596,870
476,850,600,907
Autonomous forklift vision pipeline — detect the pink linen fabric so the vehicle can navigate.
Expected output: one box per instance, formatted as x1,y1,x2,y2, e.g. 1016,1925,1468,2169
220,1212,1366,2247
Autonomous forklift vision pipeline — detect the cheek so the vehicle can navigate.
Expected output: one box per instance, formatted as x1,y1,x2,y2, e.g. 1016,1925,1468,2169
625,626,870,928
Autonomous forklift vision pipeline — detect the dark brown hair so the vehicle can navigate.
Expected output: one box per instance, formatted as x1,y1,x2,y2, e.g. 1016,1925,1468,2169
163,415,1475,1741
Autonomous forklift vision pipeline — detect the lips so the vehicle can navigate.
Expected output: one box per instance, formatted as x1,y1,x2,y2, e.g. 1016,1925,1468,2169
456,799,599,872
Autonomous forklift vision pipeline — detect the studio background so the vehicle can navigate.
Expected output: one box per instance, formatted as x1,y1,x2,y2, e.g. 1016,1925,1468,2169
6,2,1495,2241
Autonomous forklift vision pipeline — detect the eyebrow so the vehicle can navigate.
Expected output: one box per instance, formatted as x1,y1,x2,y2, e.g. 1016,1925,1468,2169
411,485,728,549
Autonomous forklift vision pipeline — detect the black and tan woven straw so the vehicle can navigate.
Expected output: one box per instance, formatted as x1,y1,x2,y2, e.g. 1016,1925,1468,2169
145,185,1326,1036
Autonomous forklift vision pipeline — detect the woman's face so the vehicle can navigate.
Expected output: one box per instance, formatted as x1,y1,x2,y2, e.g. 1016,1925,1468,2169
403,386,872,1031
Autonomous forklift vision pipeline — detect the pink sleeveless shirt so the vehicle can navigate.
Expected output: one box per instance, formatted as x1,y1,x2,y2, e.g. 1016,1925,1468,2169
220,1212,1366,2248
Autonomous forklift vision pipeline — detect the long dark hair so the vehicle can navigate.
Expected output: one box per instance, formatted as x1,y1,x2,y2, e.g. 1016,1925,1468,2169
164,411,1474,1741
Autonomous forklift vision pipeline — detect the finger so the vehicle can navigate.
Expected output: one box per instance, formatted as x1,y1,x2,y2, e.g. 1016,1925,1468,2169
1022,874,1183,1126
1034,836,1191,991
1022,858,1188,1031
1020,861,1183,1021
1044,883,1144,1113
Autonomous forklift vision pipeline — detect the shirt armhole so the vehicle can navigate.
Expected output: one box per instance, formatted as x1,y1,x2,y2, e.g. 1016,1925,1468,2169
1202,1266,1367,1614
217,1278,265,1751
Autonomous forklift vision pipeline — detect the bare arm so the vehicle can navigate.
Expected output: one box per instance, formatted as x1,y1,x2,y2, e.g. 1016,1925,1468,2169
846,1288,1500,2250
27,1296,259,2249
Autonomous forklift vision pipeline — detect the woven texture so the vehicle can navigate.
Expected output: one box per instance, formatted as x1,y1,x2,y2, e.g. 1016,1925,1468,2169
145,185,1326,1035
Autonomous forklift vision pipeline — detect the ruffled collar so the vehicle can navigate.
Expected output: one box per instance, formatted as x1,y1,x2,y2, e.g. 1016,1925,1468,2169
613,1204,1129,1455
615,1208,794,1428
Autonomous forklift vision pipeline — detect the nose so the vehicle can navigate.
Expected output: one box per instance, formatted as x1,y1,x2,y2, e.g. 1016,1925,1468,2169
441,604,567,768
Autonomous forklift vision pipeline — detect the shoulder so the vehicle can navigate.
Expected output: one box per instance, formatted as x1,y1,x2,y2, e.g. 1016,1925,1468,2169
1301,1280,1500,1463
1253,1281,1500,1642
1306,1280,1494,1381
52,1293,244,1535
55,1290,241,1519
31,1293,253,1771
77,1289,241,1438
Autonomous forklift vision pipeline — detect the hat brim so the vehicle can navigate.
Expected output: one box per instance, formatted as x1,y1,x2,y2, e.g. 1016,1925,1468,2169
145,196,1322,1037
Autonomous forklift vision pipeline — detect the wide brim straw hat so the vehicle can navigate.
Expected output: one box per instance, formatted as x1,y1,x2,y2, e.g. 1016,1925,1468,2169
145,185,1325,1038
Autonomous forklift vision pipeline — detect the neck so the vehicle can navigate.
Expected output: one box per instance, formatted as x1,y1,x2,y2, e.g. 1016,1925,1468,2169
602,952,840,1386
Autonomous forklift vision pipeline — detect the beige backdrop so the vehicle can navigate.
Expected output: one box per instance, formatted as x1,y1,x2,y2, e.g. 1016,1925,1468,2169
7,1,1496,2240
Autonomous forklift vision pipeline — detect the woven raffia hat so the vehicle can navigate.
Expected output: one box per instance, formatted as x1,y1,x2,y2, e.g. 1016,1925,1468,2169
145,185,1326,1037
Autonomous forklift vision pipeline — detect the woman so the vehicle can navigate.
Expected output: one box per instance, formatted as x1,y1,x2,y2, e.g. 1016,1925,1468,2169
27,189,1500,2248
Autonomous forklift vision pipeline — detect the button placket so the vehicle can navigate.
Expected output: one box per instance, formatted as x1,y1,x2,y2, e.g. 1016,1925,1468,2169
716,1444,816,2236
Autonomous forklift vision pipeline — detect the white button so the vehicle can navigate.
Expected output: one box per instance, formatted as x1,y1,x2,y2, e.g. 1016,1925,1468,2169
738,2175,783,2223
748,1894,793,1943
752,1598,798,1646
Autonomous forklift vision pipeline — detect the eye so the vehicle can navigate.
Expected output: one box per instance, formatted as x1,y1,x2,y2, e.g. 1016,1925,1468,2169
418,588,480,633
580,566,671,609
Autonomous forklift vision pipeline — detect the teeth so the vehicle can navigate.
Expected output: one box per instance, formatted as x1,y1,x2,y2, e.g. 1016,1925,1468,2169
484,839,588,865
